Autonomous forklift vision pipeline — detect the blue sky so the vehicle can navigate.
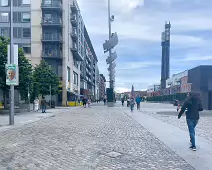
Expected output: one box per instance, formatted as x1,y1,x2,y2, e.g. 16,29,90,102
78,0,212,92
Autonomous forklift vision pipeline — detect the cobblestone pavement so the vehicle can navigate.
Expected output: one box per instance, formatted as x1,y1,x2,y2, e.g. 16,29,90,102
139,103,212,142
0,106,194,170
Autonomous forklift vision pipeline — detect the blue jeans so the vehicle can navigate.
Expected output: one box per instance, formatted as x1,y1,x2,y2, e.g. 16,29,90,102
41,106,46,113
186,119,199,147
130,105,134,111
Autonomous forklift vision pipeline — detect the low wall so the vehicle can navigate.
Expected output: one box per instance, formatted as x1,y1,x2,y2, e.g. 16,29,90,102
67,101,82,107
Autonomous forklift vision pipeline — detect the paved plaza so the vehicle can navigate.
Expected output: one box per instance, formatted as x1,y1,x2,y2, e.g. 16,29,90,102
0,103,211,170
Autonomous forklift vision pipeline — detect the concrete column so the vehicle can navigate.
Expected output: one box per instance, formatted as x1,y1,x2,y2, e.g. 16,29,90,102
31,0,42,66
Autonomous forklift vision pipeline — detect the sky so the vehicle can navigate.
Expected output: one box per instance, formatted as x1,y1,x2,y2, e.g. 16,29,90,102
77,0,212,93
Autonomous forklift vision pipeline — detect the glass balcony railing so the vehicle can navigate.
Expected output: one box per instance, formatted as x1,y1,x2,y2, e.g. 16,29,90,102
71,15,77,26
41,50,62,59
71,28,77,40
41,1,62,9
42,18,62,26
42,33,62,42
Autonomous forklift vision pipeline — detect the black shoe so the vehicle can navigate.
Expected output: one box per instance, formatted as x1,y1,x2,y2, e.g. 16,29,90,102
189,146,196,151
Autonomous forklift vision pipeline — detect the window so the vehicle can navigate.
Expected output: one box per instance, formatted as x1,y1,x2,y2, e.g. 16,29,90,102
0,13,9,22
43,13,52,23
73,72,78,86
67,67,70,82
74,58,78,68
22,28,31,38
22,13,30,22
22,0,30,5
13,12,21,23
0,28,9,37
13,0,21,6
58,65,62,77
13,27,22,38
22,44,31,54
0,0,8,6
44,0,51,5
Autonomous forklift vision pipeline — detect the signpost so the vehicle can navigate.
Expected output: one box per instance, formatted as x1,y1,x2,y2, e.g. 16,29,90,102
103,0,119,107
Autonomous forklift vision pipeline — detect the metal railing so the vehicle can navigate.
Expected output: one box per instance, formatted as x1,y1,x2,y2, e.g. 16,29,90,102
41,50,62,58
42,33,62,41
71,15,77,22
72,28,77,35
42,17,62,25
41,1,62,8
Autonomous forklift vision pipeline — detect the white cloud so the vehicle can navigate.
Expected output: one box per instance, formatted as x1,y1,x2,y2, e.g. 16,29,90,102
184,55,212,61
117,61,160,70
77,0,212,91
115,87,131,93
110,0,144,12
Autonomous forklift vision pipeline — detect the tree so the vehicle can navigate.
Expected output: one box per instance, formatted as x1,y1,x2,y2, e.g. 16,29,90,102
32,60,59,99
0,36,9,107
18,48,33,102
0,36,33,106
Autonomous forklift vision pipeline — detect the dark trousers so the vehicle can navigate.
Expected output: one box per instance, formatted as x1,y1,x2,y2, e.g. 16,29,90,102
186,119,199,147
137,103,140,110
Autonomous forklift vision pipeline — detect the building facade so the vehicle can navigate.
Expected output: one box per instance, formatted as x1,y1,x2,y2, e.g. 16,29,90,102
80,26,98,100
0,0,98,106
95,66,100,100
99,74,106,100
147,84,161,96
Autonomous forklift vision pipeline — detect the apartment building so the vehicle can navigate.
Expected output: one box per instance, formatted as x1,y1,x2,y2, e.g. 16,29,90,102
0,0,98,106
99,74,106,100
80,26,98,100
95,66,100,100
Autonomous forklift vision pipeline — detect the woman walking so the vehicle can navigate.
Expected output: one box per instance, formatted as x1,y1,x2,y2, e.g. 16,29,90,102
130,98,135,112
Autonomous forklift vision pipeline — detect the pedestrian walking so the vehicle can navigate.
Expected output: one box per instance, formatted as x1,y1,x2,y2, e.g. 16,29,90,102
104,98,106,105
41,97,46,113
135,96,141,110
121,98,124,106
127,98,130,107
82,98,87,108
88,98,91,108
178,92,203,151
78,98,81,106
34,98,39,112
130,98,135,112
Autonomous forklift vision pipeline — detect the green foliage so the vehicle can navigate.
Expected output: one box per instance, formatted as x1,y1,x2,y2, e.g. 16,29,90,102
18,48,33,102
32,60,59,98
0,36,9,92
0,36,33,103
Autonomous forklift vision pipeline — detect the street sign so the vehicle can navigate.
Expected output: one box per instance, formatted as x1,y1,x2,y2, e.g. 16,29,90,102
107,62,116,71
106,51,117,64
103,32,119,51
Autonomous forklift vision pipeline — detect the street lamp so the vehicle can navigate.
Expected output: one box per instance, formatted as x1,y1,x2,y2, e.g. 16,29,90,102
9,0,14,125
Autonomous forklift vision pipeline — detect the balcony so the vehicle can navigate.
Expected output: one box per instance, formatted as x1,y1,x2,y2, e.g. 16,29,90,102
86,69,91,77
41,1,62,11
41,17,62,27
41,50,62,60
71,15,77,27
86,55,91,63
70,3,77,13
71,28,77,41
41,51,62,60
41,33,62,43
70,43,83,61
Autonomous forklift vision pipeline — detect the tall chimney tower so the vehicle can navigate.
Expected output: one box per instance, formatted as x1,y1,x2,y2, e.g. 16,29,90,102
161,21,171,89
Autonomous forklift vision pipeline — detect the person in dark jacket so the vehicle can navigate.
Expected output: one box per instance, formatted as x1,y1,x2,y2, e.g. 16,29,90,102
178,92,203,151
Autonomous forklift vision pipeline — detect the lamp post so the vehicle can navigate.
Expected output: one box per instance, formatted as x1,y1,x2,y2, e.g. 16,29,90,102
9,0,14,125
